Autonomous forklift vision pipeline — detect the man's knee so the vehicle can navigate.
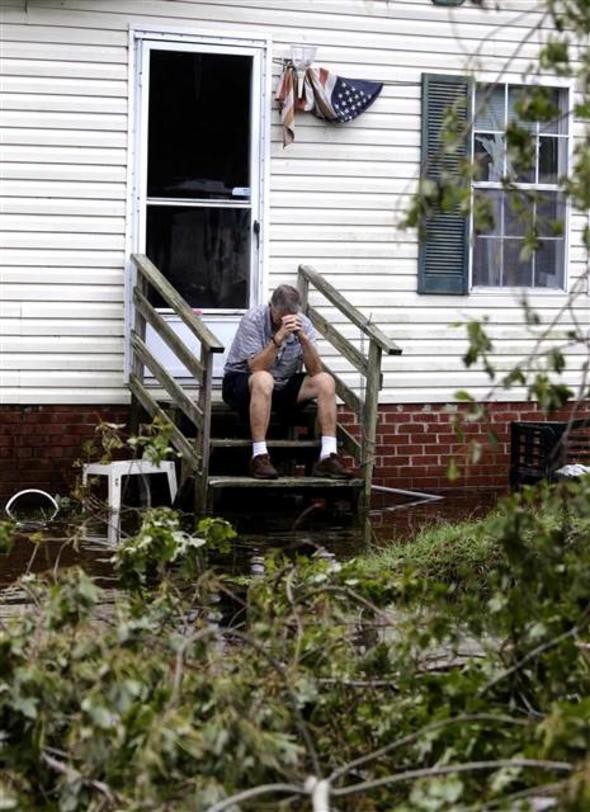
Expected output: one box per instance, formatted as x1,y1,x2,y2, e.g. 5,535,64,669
314,371,336,396
249,370,274,397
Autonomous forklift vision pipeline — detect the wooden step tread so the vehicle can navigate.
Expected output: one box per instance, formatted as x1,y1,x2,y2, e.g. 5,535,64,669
210,439,320,448
207,476,363,489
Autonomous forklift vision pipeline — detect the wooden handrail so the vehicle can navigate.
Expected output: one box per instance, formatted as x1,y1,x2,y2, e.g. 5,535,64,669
129,253,224,513
131,332,204,430
307,305,369,378
129,375,201,470
131,254,224,353
133,288,206,380
298,264,402,356
299,263,403,508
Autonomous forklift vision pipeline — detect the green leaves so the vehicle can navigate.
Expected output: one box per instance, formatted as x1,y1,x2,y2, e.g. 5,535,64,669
0,522,15,556
127,415,178,465
511,85,562,123
5,478,590,809
540,37,571,75
462,318,494,373
45,568,101,630
112,508,207,588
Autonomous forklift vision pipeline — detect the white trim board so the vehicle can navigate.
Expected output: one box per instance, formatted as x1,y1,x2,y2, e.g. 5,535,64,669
124,24,272,381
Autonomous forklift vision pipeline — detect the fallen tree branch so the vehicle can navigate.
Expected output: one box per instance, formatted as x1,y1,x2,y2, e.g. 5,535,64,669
224,628,321,777
331,758,574,798
207,782,305,812
329,713,529,783
478,618,588,697
41,751,116,805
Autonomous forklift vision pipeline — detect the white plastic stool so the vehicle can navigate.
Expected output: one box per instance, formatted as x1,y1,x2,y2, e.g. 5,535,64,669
82,459,178,513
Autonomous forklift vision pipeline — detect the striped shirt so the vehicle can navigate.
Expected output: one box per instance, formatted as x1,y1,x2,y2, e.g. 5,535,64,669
224,304,317,390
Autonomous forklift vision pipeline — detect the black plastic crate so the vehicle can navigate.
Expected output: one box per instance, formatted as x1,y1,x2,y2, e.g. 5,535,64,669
509,421,568,489
510,418,590,489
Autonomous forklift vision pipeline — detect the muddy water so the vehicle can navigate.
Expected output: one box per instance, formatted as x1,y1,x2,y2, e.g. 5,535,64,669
0,487,504,591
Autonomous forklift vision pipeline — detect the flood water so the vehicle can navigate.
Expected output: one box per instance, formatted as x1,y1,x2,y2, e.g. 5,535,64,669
0,486,503,593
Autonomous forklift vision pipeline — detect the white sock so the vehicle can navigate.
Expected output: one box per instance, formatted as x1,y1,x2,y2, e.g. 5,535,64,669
252,441,268,458
320,435,337,460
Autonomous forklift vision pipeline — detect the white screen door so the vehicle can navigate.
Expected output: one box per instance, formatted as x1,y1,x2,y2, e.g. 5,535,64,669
133,35,267,378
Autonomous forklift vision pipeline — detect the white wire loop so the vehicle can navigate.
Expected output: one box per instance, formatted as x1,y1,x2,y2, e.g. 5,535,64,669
5,489,59,524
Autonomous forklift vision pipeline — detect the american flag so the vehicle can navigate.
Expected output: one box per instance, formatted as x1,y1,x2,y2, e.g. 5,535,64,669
276,65,383,146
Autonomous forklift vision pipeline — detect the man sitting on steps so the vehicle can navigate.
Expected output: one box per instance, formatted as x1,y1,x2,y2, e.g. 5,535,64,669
222,284,354,480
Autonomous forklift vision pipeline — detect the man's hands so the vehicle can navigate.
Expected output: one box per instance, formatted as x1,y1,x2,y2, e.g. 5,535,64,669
274,314,305,344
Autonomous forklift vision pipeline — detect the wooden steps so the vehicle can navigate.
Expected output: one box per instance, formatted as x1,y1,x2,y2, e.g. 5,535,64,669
210,438,320,449
129,258,401,514
208,476,362,489
202,400,362,513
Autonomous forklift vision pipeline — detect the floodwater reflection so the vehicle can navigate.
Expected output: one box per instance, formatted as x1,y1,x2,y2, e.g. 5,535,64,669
0,487,504,593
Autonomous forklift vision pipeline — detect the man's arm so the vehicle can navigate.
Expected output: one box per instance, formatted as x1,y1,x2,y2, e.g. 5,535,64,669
297,329,322,377
247,339,279,372
247,316,299,372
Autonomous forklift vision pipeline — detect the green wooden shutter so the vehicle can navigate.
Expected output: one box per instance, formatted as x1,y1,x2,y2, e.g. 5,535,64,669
418,73,471,295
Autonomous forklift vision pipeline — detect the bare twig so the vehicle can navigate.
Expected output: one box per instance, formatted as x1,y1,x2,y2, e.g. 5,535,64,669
303,584,391,624
207,782,305,812
285,569,305,665
479,607,590,697
318,677,397,688
332,758,573,798
225,628,322,777
478,779,564,811
41,751,116,805
329,713,529,783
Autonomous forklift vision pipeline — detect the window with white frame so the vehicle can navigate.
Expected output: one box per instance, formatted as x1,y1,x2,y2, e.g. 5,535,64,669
471,83,568,289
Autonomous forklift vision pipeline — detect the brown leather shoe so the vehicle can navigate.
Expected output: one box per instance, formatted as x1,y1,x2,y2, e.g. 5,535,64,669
249,453,279,480
312,453,354,480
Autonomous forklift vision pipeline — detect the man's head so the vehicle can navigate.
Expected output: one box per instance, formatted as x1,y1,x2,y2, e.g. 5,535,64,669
270,284,301,321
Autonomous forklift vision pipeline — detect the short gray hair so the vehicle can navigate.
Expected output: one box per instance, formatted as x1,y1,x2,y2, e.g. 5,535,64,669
270,284,301,314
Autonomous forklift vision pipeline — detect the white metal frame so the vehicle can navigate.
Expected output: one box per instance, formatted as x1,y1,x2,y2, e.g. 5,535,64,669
468,77,574,296
124,24,272,380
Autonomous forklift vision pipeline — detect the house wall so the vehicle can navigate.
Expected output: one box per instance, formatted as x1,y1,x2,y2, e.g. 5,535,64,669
1,0,588,406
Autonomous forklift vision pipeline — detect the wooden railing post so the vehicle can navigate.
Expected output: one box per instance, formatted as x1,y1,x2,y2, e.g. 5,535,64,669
297,268,309,315
361,340,382,510
129,266,148,436
196,345,214,514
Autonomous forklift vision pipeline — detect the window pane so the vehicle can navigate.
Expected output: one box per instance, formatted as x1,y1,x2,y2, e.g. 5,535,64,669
539,136,566,183
148,50,251,199
473,189,501,235
539,88,565,134
506,134,536,183
503,240,533,286
508,85,536,132
474,133,504,181
473,237,502,285
535,239,564,288
504,191,533,236
536,192,565,237
146,206,250,309
475,84,504,130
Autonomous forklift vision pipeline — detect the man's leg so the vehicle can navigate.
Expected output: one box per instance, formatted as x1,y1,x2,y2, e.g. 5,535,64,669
248,370,279,479
297,371,337,437
297,372,352,478
249,370,274,441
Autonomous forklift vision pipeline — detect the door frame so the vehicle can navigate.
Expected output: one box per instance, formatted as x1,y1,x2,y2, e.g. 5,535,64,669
124,24,272,381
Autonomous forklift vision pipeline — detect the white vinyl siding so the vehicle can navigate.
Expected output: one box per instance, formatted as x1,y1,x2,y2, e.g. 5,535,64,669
0,0,588,405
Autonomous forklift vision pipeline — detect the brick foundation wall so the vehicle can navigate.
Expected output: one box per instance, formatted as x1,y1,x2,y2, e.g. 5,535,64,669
1,401,588,506
340,401,590,493
0,406,128,505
